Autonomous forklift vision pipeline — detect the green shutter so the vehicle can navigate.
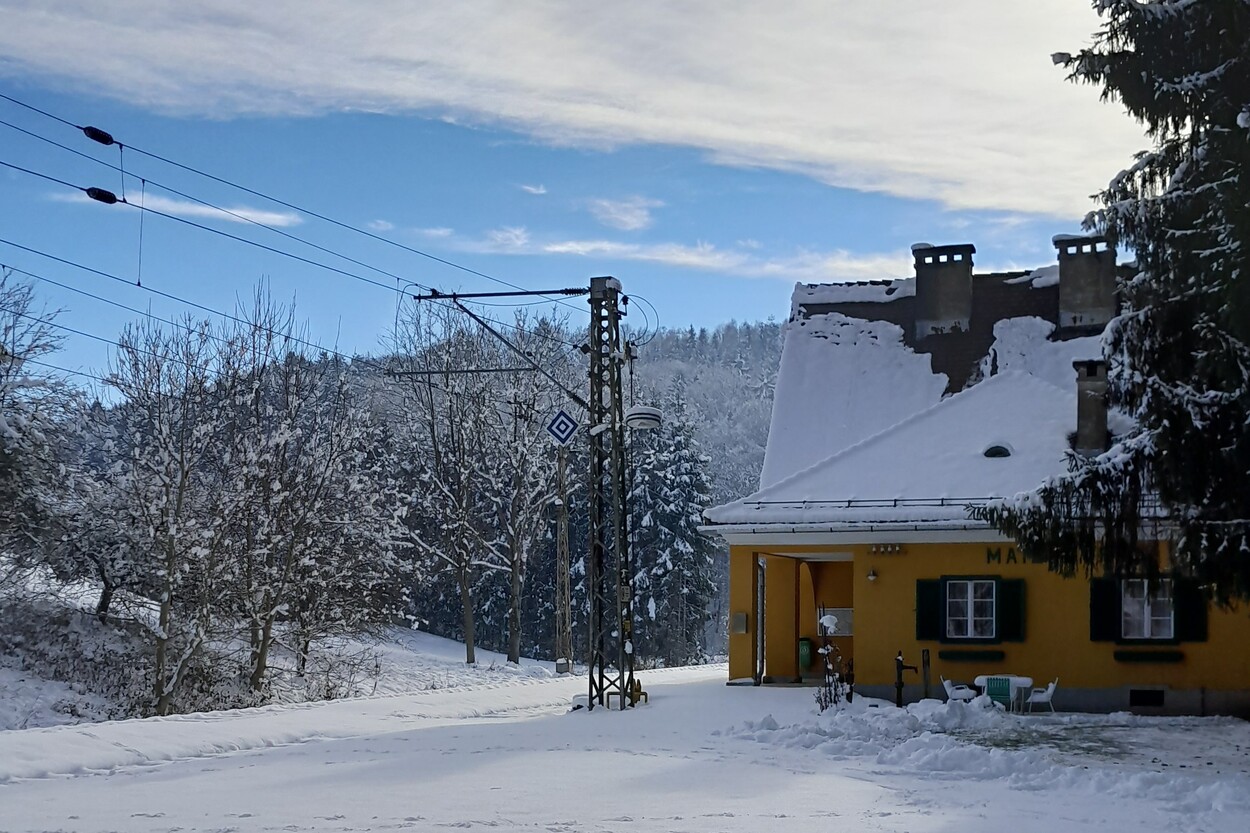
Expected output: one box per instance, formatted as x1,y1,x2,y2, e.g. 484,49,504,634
997,579,1026,641
1089,578,1120,641
1173,579,1209,642
916,579,943,641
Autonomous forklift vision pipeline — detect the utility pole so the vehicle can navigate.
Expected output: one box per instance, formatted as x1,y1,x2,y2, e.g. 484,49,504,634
554,445,573,672
408,280,641,709
586,276,635,710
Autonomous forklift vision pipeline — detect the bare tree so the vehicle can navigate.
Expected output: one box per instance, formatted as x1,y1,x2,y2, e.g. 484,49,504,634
106,316,241,715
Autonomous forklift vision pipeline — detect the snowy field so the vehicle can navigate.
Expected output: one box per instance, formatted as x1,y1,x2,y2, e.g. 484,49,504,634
2,649,1249,833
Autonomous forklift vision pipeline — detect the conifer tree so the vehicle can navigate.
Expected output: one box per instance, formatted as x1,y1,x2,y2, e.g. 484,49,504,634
976,1,1250,601
629,382,717,666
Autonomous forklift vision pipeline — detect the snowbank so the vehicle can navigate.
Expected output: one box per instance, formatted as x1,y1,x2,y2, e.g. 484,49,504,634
728,696,1250,822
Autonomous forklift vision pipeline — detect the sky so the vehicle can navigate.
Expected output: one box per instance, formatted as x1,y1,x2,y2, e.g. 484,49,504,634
0,1,1148,380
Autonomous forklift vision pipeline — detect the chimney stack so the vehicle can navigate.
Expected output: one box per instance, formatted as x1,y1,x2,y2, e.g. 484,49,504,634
1055,235,1117,335
1073,359,1108,455
913,243,975,340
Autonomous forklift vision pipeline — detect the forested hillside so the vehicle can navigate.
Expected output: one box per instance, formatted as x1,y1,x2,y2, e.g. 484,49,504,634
1,272,781,717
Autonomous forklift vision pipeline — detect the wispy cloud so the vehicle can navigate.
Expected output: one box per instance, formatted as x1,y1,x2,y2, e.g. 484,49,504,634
484,226,530,249
51,191,303,227
586,196,664,231
519,183,547,195
368,219,395,231
451,225,910,282
0,2,1144,216
414,227,454,238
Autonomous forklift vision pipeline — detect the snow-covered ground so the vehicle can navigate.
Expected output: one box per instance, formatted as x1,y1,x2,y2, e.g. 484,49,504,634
3,661,1248,832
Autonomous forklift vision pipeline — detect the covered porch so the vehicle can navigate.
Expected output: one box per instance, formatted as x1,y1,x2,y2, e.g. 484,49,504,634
728,547,860,685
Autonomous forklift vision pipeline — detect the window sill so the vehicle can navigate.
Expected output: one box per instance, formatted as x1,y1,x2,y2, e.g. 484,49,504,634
1113,649,1184,664
938,649,1006,662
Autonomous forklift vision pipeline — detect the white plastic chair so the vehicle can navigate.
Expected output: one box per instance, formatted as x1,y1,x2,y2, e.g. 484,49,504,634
1025,678,1058,712
941,676,977,702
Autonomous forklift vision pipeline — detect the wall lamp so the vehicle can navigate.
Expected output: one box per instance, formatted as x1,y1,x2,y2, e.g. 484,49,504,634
867,568,879,582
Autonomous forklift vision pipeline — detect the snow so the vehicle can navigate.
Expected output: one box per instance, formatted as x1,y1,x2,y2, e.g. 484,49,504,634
2,668,1247,832
758,312,947,488
1005,264,1061,288
0,657,114,731
709,372,1077,526
790,277,916,312
980,316,1101,390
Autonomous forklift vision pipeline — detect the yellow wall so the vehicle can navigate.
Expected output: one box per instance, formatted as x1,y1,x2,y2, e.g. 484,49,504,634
727,548,756,681
727,542,1250,694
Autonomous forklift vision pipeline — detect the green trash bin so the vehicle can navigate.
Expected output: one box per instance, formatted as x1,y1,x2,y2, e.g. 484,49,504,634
798,637,813,670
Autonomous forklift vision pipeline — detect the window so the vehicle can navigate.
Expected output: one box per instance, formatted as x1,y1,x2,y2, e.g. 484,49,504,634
1121,579,1173,640
946,579,996,639
917,577,1024,643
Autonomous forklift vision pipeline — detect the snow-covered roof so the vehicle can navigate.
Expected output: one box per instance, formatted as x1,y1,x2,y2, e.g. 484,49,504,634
758,312,948,489
979,316,1101,390
1004,265,1059,289
706,372,1078,528
790,278,915,311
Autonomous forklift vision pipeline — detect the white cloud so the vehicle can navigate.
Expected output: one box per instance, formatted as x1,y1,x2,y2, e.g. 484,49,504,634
51,191,302,227
519,183,547,195
414,227,454,238
368,219,394,231
451,226,909,281
586,196,663,231
4,2,1145,216
484,226,531,249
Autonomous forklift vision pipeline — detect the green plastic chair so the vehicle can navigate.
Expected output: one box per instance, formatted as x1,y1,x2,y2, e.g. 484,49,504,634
984,676,1013,711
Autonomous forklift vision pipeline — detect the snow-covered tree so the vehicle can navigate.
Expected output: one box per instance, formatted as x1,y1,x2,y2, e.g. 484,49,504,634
219,294,409,690
629,381,717,666
106,316,241,715
0,271,77,565
977,1,1250,601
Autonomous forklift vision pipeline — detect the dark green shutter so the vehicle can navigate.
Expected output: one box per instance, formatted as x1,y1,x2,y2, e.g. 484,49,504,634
1174,579,1209,642
916,579,943,641
1089,578,1120,641
997,579,1026,641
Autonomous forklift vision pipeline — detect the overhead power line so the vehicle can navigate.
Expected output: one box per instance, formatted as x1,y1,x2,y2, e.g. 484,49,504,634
0,91,589,317
0,159,583,352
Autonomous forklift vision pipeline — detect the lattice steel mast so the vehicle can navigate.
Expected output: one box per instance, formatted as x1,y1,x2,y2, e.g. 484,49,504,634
586,276,636,710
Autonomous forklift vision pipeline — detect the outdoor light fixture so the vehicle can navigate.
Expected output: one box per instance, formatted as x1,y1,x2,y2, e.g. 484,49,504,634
867,568,878,582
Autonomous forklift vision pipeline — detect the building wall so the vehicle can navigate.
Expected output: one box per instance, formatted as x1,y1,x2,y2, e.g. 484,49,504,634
726,541,1250,713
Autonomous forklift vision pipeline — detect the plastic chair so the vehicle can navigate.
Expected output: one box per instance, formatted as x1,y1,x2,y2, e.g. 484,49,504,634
941,676,977,702
984,676,1014,711
1025,678,1058,713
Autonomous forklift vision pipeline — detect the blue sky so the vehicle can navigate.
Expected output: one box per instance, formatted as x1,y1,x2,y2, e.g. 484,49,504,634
0,2,1146,379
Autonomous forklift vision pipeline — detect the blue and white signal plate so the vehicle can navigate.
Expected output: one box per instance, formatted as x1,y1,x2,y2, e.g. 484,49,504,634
546,409,579,446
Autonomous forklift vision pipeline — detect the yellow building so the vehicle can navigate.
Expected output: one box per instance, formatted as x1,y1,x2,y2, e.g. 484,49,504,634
702,238,1250,715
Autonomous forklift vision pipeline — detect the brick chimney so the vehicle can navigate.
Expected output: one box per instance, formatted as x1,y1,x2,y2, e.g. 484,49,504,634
913,243,975,340
1073,359,1108,455
1054,235,1117,335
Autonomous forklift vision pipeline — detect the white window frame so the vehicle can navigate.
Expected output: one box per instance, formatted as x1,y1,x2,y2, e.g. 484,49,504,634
946,579,996,640
1121,579,1174,640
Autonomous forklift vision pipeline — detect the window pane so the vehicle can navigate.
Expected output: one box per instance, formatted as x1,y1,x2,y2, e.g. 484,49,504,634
945,579,995,639
1121,579,1175,639
946,581,968,638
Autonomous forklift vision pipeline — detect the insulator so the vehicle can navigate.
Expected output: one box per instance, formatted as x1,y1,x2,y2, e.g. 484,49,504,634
82,126,115,146
85,187,119,204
